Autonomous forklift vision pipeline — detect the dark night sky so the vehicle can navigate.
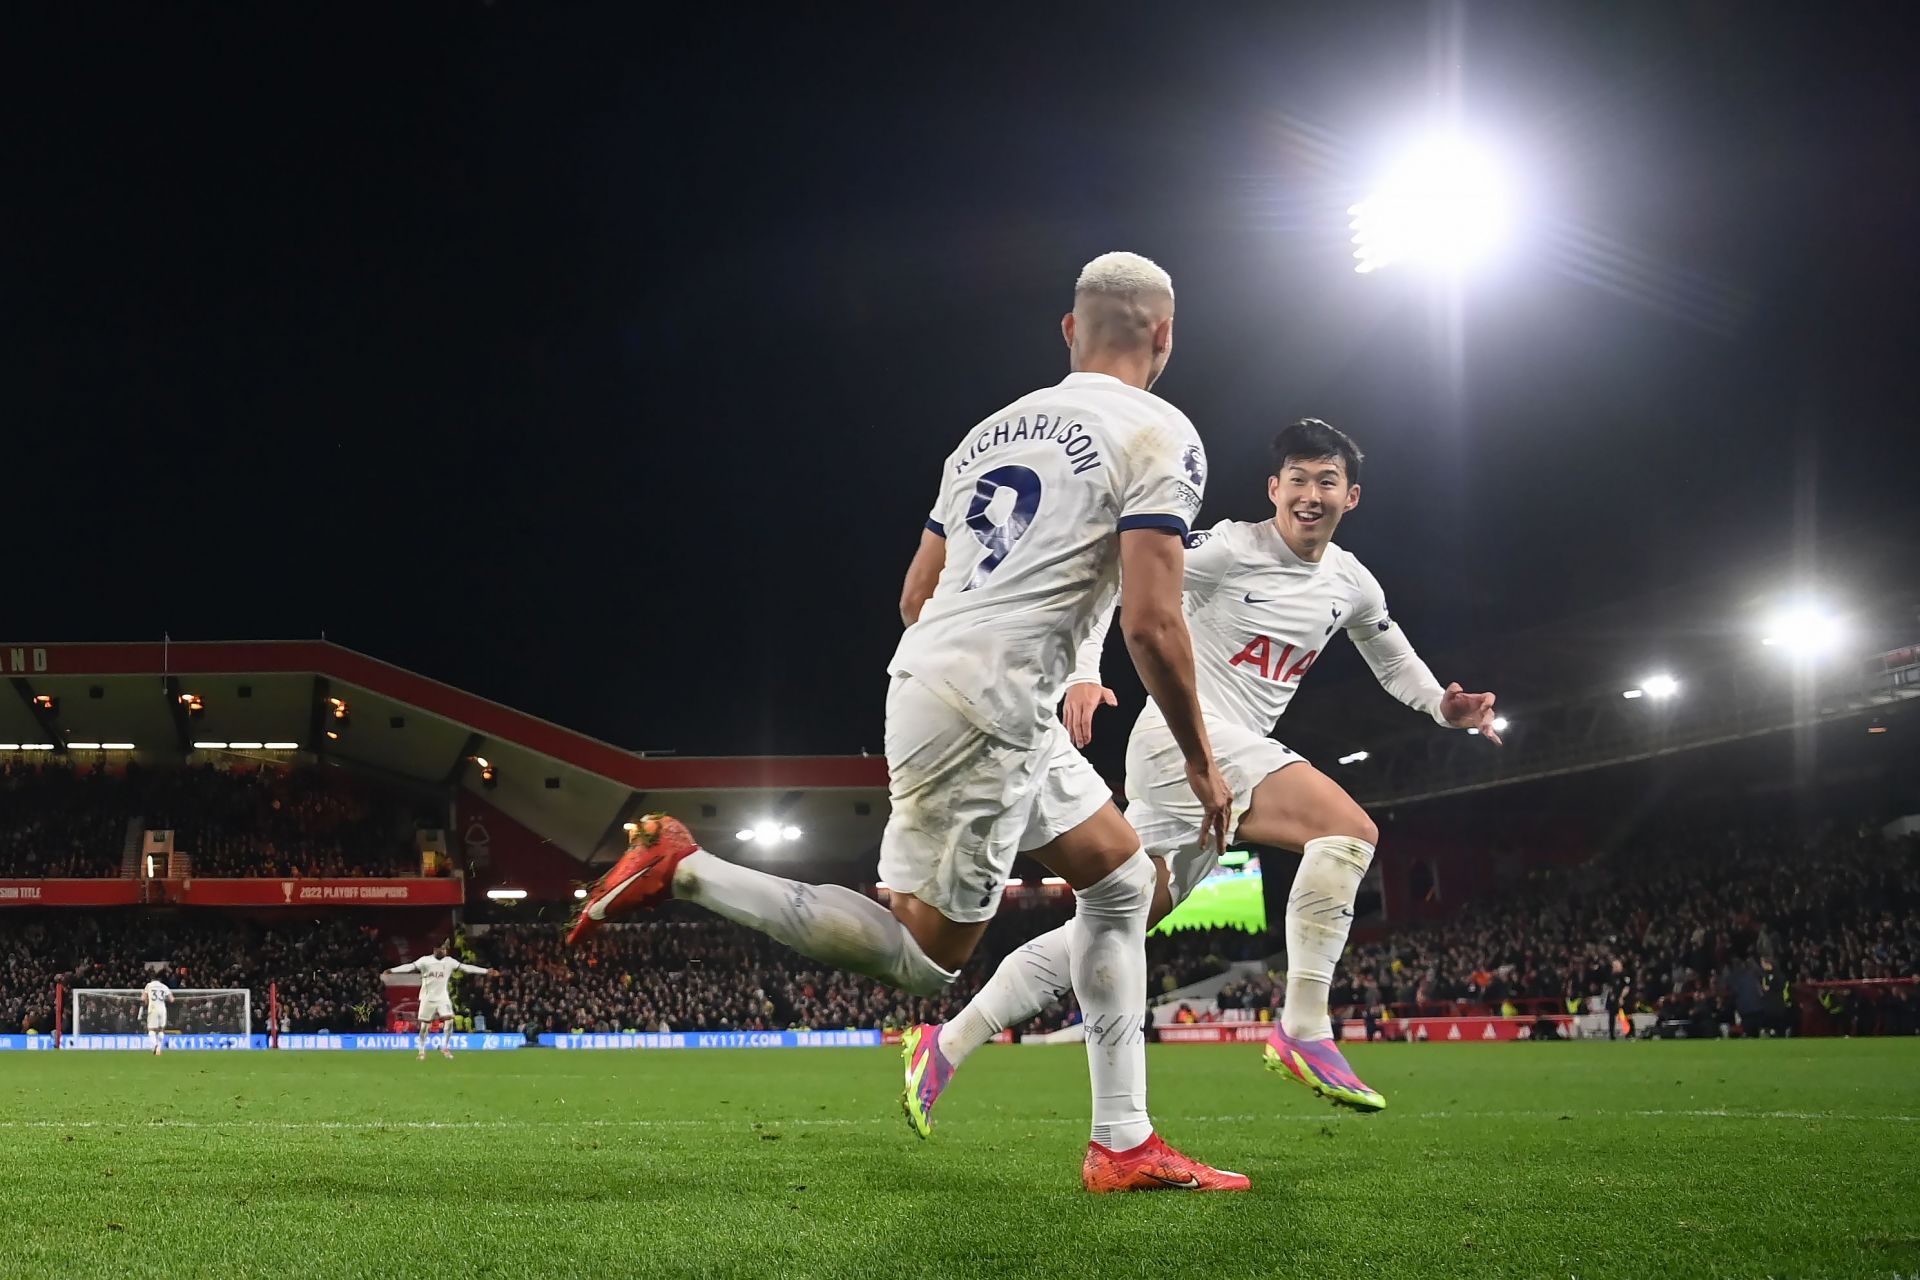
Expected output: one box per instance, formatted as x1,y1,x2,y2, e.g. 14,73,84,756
6,2,1918,760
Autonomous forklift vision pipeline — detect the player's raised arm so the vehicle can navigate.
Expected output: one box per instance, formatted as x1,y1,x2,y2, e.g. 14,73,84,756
455,961,500,977
1119,527,1229,851
1347,576,1501,744
384,959,421,975
898,526,946,627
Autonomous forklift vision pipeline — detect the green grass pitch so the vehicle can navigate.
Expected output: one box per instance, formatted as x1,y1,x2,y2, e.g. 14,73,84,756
4,1040,1916,1278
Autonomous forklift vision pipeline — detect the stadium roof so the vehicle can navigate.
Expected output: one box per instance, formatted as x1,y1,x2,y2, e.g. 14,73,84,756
0,641,889,874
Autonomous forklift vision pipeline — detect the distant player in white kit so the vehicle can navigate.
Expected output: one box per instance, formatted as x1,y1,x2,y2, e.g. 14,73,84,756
919,418,1501,1116
142,975,172,1055
386,942,499,1060
571,252,1249,1192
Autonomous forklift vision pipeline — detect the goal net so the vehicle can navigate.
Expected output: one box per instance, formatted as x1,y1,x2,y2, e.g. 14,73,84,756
71,988,252,1037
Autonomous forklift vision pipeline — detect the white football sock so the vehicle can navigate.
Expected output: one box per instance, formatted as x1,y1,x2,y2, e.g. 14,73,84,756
673,850,957,996
417,1023,429,1054
1074,849,1155,1152
939,924,1073,1067
1282,834,1375,1041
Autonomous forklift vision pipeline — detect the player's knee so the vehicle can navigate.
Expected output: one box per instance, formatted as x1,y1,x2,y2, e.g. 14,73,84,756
1074,848,1155,921
1348,810,1380,850
895,929,961,997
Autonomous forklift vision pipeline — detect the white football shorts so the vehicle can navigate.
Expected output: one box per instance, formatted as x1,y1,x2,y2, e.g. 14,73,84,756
417,999,456,1026
878,673,1112,924
146,1006,167,1031
1124,715,1303,905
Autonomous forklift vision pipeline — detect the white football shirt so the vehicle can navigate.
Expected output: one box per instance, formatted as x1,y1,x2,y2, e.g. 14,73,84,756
401,956,488,1005
142,979,171,1007
890,371,1206,747
1074,518,1449,737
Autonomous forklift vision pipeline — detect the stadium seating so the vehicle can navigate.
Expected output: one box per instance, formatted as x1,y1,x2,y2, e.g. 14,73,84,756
0,761,429,879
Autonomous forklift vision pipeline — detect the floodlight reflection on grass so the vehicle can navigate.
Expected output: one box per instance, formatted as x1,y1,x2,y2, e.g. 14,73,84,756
1350,134,1513,275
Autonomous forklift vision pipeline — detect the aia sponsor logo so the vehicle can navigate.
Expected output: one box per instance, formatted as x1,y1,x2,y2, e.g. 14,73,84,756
1226,635,1318,683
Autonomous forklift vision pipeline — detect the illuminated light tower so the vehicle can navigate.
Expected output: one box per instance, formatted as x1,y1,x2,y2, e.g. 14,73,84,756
1350,134,1514,275
1760,601,1850,658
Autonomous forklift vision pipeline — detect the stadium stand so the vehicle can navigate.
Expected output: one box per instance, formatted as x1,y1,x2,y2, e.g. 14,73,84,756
0,761,429,878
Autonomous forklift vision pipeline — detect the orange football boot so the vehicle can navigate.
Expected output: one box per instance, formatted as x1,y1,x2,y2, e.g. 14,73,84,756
1081,1133,1250,1193
566,814,699,945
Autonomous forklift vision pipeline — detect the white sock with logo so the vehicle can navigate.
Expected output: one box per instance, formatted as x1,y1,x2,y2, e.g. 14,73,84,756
1073,849,1155,1152
1282,835,1376,1041
672,850,957,996
939,924,1073,1067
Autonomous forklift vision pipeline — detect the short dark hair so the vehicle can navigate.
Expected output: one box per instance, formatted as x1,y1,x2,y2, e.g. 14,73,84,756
1271,418,1363,486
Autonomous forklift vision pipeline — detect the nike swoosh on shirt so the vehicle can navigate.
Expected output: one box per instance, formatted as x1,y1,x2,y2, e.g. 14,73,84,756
1243,592,1274,604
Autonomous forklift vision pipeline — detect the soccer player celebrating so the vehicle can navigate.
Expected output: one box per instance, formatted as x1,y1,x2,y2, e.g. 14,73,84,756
572,252,1248,1192
914,418,1500,1120
386,942,498,1060
142,973,173,1055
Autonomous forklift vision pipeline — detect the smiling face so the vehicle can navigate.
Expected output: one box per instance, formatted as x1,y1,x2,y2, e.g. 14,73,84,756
1269,454,1359,556
1265,418,1366,562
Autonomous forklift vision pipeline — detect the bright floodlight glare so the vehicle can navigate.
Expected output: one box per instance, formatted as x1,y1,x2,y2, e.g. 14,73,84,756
573,888,588,899
1642,674,1681,700
1337,750,1370,765
1491,716,1510,733
1761,602,1849,656
1350,134,1512,275
753,822,782,844
1621,689,1644,700
781,825,802,841
735,828,756,841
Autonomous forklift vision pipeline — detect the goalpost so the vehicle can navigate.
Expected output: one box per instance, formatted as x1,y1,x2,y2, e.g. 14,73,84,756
70,988,252,1039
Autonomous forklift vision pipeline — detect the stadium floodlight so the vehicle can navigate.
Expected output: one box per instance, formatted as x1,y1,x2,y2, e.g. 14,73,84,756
264,741,298,750
1005,878,1025,888
1760,601,1849,657
1641,674,1680,700
1491,716,1510,733
752,822,784,844
228,741,264,750
781,825,802,841
573,887,588,899
1349,133,1513,275
67,742,102,750
23,743,56,751
193,740,229,749
735,828,757,841
1041,876,1068,886
485,888,527,901
101,742,135,750
1337,750,1370,765
0,745,17,751
1621,688,1645,700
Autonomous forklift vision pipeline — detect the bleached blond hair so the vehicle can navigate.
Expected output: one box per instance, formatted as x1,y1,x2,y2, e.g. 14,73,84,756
1074,251,1173,301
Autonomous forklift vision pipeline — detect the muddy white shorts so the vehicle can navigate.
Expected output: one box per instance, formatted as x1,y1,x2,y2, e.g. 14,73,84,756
878,674,1113,924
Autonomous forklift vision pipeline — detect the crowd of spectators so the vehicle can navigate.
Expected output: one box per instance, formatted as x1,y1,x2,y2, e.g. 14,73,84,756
0,761,430,879
0,913,389,1035
1,806,1914,1040
1323,822,1920,1034
0,763,129,877
463,897,1086,1036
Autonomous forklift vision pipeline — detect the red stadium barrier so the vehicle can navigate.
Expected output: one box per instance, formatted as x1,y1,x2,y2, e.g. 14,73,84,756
166,878,465,907
0,879,142,907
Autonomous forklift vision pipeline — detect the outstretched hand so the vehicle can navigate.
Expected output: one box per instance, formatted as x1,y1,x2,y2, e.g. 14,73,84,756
1440,683,1502,745
487,969,501,978
1061,682,1119,749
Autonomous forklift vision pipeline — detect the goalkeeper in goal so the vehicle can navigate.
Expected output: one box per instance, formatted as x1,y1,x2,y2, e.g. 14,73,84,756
385,942,499,1060
142,975,173,1055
